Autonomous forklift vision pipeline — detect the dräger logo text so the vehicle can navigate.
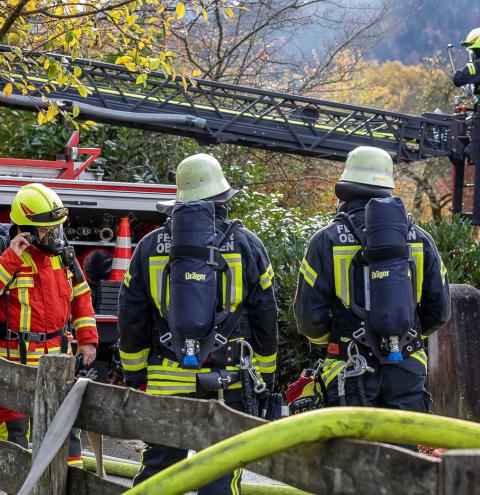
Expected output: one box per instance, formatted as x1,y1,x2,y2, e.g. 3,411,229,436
371,270,390,279
185,272,207,281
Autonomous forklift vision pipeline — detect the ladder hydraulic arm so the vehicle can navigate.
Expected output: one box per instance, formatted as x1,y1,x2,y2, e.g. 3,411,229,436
0,45,462,163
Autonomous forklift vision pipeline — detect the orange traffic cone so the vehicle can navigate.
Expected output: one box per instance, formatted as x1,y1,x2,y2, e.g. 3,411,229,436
109,217,132,282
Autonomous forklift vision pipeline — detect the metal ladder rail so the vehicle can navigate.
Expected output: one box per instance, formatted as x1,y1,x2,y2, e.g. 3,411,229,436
0,45,455,162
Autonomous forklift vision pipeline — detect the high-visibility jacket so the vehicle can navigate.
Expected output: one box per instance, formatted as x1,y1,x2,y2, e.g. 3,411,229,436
454,60,480,93
0,244,98,366
294,198,451,384
118,207,278,395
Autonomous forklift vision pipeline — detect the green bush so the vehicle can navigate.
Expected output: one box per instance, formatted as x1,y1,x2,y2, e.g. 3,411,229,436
420,215,480,288
230,191,330,389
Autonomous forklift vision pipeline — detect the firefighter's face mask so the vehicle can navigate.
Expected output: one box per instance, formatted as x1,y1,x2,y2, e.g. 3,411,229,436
22,224,66,254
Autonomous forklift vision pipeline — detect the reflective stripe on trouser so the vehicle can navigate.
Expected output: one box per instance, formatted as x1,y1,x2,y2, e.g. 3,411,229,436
324,355,428,412
146,357,248,396
134,395,244,494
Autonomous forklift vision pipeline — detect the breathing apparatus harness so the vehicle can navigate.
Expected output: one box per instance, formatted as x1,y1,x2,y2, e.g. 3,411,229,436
154,200,267,410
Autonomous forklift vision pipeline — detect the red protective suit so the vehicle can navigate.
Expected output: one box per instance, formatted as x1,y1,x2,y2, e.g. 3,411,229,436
0,244,98,422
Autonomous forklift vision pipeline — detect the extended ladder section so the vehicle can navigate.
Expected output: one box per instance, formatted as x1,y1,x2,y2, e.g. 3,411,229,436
0,45,460,163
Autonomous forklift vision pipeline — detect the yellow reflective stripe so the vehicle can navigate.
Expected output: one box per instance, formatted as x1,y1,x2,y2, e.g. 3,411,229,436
410,350,427,370
148,256,169,316
259,263,274,290
9,277,34,289
332,245,361,307
231,468,242,495
73,281,89,297
73,317,96,330
440,259,447,286
123,271,132,288
253,352,277,373
321,358,347,387
146,382,197,394
0,263,12,285
120,348,149,371
20,251,38,274
468,62,477,75
18,287,31,333
410,243,424,303
308,333,330,345
68,459,84,467
221,254,242,311
148,369,197,382
51,255,63,270
299,257,317,288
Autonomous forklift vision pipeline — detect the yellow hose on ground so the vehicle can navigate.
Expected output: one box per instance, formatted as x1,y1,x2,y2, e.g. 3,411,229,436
82,455,140,479
125,407,480,495
82,453,312,493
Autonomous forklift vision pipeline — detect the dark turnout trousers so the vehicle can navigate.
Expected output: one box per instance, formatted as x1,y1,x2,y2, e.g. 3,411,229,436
134,395,243,494
325,356,430,412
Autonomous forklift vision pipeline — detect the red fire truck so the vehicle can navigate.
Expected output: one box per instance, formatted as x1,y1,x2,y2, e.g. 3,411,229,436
0,130,176,380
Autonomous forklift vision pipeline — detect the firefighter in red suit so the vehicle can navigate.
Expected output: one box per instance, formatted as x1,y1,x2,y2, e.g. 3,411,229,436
0,183,98,464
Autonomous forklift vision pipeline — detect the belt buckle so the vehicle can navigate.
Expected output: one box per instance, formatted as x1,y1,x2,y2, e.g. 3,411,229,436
29,332,47,343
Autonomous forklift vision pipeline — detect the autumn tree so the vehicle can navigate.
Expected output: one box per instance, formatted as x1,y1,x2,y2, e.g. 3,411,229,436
0,0,240,126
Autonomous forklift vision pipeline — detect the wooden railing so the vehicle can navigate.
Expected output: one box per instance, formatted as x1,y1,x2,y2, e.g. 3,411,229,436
1,354,480,495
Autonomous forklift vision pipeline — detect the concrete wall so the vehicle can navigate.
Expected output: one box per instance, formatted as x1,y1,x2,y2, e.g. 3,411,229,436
429,284,480,421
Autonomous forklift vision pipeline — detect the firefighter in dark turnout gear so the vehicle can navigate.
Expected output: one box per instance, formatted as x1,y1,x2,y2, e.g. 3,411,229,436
294,146,450,413
454,28,480,95
118,153,278,493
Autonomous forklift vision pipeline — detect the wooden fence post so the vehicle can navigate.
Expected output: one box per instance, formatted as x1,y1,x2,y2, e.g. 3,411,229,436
440,449,480,495
31,354,76,495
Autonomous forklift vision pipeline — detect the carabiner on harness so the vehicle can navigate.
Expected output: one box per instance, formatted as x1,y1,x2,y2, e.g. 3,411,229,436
239,340,267,394
337,341,374,405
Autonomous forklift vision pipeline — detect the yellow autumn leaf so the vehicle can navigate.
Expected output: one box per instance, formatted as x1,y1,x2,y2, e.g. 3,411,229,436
160,60,171,75
46,105,56,122
37,112,46,125
2,83,13,98
72,104,80,118
7,32,19,44
225,7,234,17
147,17,159,24
176,2,185,20
115,55,134,65
136,73,147,84
77,85,88,97
192,69,201,77
85,120,97,127
202,8,208,22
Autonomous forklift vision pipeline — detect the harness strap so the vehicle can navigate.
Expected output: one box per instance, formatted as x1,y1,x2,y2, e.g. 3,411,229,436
364,245,410,262
0,324,69,364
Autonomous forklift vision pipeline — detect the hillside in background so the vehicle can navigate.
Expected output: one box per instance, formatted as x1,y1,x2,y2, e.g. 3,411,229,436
372,0,480,64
